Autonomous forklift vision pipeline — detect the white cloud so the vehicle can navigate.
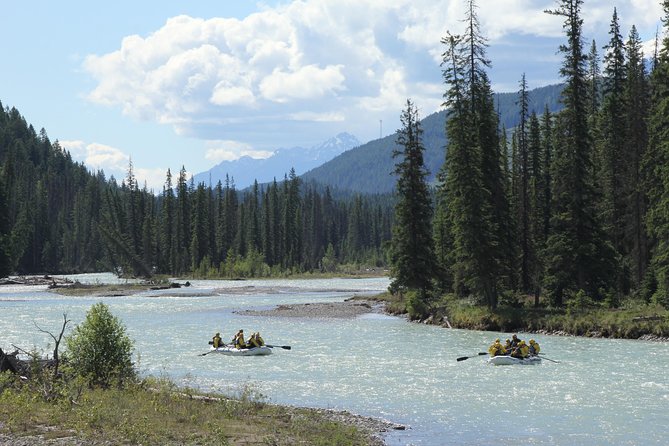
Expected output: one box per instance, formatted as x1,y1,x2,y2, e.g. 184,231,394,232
59,139,87,158
83,0,664,148
204,140,273,162
84,143,130,172
135,167,173,192
259,64,345,102
288,111,345,122
358,68,408,112
60,140,172,191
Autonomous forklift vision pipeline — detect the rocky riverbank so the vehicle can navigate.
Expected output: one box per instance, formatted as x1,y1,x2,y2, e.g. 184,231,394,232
236,297,386,319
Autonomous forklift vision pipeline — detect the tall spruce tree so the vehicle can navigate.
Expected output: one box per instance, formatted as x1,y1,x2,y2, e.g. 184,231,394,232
515,74,533,293
544,0,616,305
623,25,650,287
599,8,627,251
644,0,669,307
435,1,507,309
160,169,176,273
597,8,629,292
389,99,437,314
540,105,554,243
0,177,11,278
528,111,545,302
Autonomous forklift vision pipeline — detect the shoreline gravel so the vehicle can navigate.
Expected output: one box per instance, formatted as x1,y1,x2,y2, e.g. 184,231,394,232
235,297,386,319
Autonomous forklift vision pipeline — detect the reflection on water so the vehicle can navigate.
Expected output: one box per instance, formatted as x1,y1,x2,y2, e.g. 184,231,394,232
1,273,668,445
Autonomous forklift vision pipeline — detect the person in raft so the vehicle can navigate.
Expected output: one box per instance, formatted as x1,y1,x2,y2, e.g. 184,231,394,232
488,338,507,357
247,332,265,348
212,332,223,348
503,338,512,351
510,334,522,348
232,329,247,349
529,339,541,356
510,340,530,359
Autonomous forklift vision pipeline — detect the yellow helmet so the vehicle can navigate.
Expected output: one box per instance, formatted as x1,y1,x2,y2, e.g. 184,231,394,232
495,338,500,343
530,339,535,344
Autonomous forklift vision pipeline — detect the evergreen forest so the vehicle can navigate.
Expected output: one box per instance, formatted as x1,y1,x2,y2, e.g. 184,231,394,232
0,109,392,279
1,0,669,316
391,0,669,314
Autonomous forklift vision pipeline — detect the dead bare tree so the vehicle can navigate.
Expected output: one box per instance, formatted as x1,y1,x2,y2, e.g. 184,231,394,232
34,313,70,380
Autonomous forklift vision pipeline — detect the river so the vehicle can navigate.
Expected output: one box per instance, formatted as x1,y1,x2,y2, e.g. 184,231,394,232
1,274,667,445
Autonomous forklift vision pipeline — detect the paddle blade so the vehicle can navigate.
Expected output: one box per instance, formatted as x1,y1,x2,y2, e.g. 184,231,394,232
266,344,292,350
457,352,488,361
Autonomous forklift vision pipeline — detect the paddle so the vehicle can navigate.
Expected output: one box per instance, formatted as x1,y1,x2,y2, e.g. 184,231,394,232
456,352,487,361
266,344,292,350
199,343,232,356
538,353,560,363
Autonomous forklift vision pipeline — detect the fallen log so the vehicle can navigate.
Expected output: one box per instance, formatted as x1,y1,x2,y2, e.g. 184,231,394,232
0,348,18,373
0,348,57,377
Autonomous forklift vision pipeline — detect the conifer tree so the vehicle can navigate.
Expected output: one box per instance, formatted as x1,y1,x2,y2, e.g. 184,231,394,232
644,0,669,307
598,8,627,263
436,1,507,309
516,74,533,293
540,106,554,242
623,25,650,286
389,99,437,312
596,8,630,293
528,111,545,302
587,40,601,119
0,177,11,278
544,0,616,305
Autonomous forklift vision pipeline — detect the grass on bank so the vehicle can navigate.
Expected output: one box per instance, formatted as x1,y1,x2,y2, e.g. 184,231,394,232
0,375,373,446
372,292,669,339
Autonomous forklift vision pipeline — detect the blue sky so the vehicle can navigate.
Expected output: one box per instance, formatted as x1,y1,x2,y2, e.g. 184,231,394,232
0,0,663,190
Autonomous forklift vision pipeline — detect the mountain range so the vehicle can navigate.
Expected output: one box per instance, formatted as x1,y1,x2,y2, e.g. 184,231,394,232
195,83,564,194
193,132,360,189
301,83,564,194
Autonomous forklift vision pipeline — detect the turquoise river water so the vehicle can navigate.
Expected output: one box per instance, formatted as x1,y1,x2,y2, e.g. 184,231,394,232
1,274,667,445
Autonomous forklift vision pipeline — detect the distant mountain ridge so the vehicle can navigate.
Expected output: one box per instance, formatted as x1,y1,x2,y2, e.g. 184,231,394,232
301,83,565,194
193,132,360,189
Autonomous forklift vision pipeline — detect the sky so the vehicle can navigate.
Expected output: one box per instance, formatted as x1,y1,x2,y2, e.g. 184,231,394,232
0,0,664,191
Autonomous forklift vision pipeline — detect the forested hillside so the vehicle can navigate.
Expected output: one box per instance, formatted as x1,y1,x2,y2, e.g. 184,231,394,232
0,105,392,277
302,84,564,194
387,0,669,316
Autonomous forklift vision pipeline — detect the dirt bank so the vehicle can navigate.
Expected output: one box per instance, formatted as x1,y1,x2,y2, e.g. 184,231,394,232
235,297,385,319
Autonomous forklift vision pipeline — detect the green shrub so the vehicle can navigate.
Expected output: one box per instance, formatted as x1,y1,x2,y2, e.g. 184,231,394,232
406,290,433,320
65,302,136,388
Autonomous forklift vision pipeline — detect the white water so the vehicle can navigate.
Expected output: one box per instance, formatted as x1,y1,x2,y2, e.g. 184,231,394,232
1,274,667,445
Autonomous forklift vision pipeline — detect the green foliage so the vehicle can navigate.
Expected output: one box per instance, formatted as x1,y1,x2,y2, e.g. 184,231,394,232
321,243,337,273
64,302,135,388
406,290,433,320
565,289,597,315
389,99,437,295
437,6,509,310
0,177,11,278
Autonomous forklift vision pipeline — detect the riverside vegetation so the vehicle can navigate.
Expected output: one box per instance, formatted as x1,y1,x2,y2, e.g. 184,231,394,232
2,1,669,337
0,303,385,445
375,291,669,340
385,0,669,334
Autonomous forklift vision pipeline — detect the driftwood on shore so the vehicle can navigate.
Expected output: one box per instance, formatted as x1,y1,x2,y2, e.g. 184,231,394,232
0,275,73,288
0,347,57,377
